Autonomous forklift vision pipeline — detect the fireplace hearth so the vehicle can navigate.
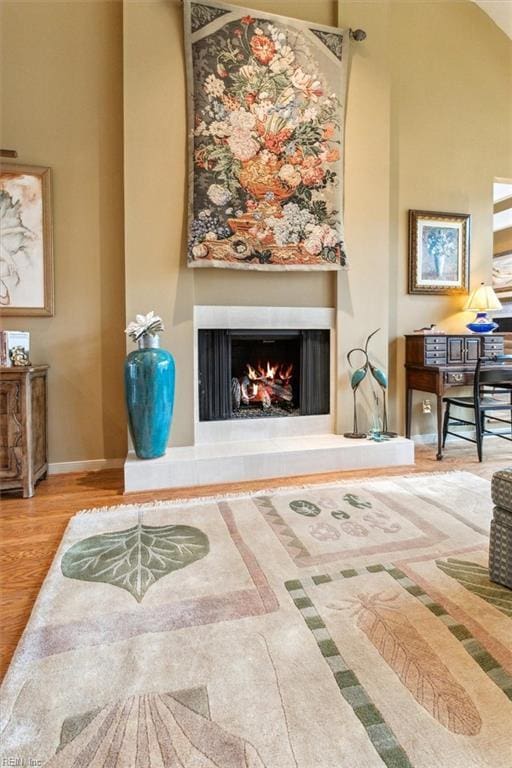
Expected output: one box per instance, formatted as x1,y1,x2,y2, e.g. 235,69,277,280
198,329,329,422
125,305,415,492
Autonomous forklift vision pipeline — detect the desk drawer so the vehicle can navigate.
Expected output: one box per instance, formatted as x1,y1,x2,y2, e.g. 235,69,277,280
483,337,504,351
424,345,446,354
425,340,447,352
483,344,505,355
425,352,447,364
444,371,472,385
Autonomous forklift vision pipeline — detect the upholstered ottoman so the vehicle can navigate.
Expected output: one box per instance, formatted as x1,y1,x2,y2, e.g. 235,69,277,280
490,468,512,589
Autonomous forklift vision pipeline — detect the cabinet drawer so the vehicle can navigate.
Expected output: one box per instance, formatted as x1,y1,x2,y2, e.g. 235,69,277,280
425,352,447,364
425,337,447,347
483,337,504,349
444,371,472,385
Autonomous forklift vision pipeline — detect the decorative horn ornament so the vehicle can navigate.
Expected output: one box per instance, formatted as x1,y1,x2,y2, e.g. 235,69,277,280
344,346,369,439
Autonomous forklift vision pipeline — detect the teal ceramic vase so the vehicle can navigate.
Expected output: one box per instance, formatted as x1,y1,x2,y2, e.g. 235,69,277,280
124,334,175,459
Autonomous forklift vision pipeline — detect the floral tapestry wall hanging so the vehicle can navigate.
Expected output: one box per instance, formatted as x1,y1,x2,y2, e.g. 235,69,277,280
184,0,350,270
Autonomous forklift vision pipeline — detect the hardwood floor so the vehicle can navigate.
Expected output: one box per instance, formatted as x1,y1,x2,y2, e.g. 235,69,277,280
1,439,510,681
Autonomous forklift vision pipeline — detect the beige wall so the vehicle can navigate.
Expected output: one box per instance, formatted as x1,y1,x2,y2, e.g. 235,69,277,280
0,1,126,464
123,0,338,448
336,0,392,432
2,0,510,464
390,0,512,433
336,0,512,435
494,228,512,254
494,194,512,255
124,0,195,448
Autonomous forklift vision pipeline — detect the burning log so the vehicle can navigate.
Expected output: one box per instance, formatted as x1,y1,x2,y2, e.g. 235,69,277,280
237,361,294,409
240,375,252,405
264,380,293,402
231,378,241,411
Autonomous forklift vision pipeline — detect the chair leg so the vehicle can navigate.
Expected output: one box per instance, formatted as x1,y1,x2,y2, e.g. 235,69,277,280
475,406,483,462
442,402,450,448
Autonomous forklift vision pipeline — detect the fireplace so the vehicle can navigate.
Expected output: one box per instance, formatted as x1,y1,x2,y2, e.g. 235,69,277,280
198,329,330,422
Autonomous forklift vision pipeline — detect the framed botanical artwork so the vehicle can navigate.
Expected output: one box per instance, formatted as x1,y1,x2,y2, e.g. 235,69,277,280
0,163,54,316
492,250,512,299
408,210,470,295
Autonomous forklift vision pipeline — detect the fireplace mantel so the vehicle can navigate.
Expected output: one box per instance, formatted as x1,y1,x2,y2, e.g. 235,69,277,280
194,305,336,330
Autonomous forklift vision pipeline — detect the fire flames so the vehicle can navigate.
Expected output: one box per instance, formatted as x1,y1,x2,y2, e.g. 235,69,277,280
246,362,293,383
238,361,294,408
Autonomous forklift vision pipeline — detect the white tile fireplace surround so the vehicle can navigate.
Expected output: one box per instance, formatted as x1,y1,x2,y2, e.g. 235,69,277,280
194,305,335,443
124,306,414,491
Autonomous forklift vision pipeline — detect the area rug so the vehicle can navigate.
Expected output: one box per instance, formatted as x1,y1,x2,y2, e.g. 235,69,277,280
1,471,511,767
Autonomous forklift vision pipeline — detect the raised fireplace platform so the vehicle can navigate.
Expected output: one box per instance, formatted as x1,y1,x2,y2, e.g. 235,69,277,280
124,434,414,492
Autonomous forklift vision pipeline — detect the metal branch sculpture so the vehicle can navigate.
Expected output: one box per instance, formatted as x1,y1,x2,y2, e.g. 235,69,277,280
365,329,397,438
344,346,369,439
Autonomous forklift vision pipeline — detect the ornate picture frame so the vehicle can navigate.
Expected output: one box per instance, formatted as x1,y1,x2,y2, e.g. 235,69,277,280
0,163,54,316
492,249,512,299
408,210,470,295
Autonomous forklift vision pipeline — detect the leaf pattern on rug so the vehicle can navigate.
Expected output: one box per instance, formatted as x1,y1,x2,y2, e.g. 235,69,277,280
309,522,340,541
339,520,368,537
57,708,102,752
289,500,321,517
436,558,512,618
363,510,401,534
331,510,350,520
343,494,372,509
61,522,209,602
46,690,267,767
332,593,482,735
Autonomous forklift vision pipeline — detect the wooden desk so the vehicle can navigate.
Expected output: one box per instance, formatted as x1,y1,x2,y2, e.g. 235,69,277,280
405,334,506,460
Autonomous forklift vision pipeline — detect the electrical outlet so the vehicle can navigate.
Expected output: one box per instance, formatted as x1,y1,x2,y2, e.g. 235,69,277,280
422,399,432,414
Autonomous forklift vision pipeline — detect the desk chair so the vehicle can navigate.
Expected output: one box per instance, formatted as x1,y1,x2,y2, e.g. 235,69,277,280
442,355,512,461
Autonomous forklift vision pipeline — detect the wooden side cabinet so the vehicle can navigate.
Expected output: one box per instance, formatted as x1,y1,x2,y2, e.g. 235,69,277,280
0,365,48,498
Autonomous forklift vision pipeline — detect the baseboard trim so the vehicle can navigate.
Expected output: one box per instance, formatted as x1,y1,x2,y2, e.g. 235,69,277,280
412,427,509,445
411,431,471,445
48,458,124,475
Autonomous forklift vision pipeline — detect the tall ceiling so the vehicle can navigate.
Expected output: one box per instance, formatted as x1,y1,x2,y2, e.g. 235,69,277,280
472,1,512,39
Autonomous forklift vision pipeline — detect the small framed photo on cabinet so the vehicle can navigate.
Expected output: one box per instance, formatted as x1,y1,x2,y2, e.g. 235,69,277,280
408,210,470,295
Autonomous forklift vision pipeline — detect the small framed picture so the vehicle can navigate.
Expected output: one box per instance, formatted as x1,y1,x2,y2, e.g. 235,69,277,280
408,210,470,295
492,250,512,299
0,163,54,316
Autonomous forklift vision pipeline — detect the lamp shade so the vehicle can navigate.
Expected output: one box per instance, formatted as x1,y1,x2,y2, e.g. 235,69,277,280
465,282,502,312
